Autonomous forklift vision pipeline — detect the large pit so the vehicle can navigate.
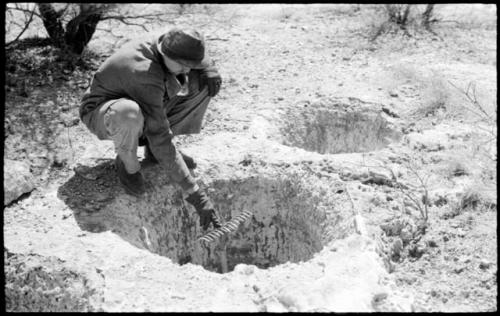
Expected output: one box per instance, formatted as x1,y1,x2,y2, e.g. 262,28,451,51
278,99,402,154
59,164,354,274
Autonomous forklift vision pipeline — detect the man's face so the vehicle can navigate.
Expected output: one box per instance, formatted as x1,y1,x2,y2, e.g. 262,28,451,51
163,55,191,75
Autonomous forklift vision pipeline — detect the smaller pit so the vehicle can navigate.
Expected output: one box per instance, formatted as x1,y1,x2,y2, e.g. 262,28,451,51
278,99,401,154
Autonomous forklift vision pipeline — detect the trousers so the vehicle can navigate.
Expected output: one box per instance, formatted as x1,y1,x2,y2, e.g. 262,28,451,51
82,70,211,173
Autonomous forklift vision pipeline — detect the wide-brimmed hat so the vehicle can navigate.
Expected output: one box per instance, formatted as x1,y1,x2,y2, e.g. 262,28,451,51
158,27,210,69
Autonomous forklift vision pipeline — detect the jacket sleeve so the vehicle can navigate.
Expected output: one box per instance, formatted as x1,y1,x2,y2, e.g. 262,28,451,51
128,75,196,191
200,64,219,77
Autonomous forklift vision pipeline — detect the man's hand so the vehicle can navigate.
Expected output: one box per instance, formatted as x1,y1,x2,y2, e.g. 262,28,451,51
201,70,222,97
185,189,223,230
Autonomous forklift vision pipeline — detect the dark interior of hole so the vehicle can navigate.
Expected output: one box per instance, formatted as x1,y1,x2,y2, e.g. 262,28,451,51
142,177,327,274
282,109,400,154
60,162,334,274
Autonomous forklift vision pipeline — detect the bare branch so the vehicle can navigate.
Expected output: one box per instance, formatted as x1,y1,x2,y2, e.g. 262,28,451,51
6,3,41,18
101,12,173,21
57,3,72,16
449,80,495,123
5,4,37,47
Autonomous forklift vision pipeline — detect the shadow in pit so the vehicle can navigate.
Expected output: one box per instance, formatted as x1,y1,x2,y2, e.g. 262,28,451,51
56,159,175,251
57,159,118,233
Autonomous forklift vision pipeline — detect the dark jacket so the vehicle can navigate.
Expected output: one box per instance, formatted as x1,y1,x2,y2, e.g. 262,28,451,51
80,35,216,191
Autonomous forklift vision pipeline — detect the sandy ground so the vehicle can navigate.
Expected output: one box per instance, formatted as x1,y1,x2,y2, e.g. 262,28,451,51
4,4,497,312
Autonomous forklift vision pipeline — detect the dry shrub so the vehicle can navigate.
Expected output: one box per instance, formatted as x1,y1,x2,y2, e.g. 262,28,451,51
458,183,497,212
383,64,454,118
369,4,440,41
446,159,470,178
416,75,450,118
436,4,497,30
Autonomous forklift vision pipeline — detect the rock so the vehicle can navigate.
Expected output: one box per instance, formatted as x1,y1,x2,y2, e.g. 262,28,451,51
391,238,404,260
382,105,400,118
479,260,491,270
425,239,438,248
52,151,70,168
361,170,394,187
381,218,405,236
408,242,426,259
372,292,388,305
234,264,256,275
4,159,36,206
455,228,466,238
400,227,414,245
389,90,399,97
454,266,465,274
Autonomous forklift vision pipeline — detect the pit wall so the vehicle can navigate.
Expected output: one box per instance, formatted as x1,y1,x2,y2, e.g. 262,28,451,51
276,98,402,154
61,162,356,274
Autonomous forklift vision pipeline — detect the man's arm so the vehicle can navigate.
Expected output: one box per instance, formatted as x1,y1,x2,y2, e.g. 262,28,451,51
130,79,221,230
199,64,222,97
129,79,197,192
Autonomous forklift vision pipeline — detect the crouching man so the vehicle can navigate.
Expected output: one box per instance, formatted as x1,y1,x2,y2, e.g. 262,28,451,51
79,27,222,231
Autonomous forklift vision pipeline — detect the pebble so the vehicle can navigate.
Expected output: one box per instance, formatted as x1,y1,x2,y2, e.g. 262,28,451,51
454,266,465,274
372,292,388,304
479,260,491,270
426,239,438,247
400,228,413,244
392,238,403,256
389,90,399,97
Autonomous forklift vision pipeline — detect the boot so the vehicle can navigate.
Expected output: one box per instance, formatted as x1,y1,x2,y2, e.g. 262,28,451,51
115,155,145,196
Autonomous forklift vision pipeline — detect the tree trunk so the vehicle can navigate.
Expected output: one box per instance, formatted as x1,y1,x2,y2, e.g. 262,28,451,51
422,4,435,29
37,3,65,48
401,4,411,26
64,4,103,55
37,3,104,55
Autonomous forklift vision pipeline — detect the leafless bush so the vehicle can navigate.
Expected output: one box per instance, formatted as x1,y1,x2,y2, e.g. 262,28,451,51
448,81,497,135
353,155,431,224
458,182,497,213
421,4,435,30
370,4,440,41
5,3,177,56
385,4,412,26
5,3,38,46
384,65,452,119
448,81,497,166
388,159,430,223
